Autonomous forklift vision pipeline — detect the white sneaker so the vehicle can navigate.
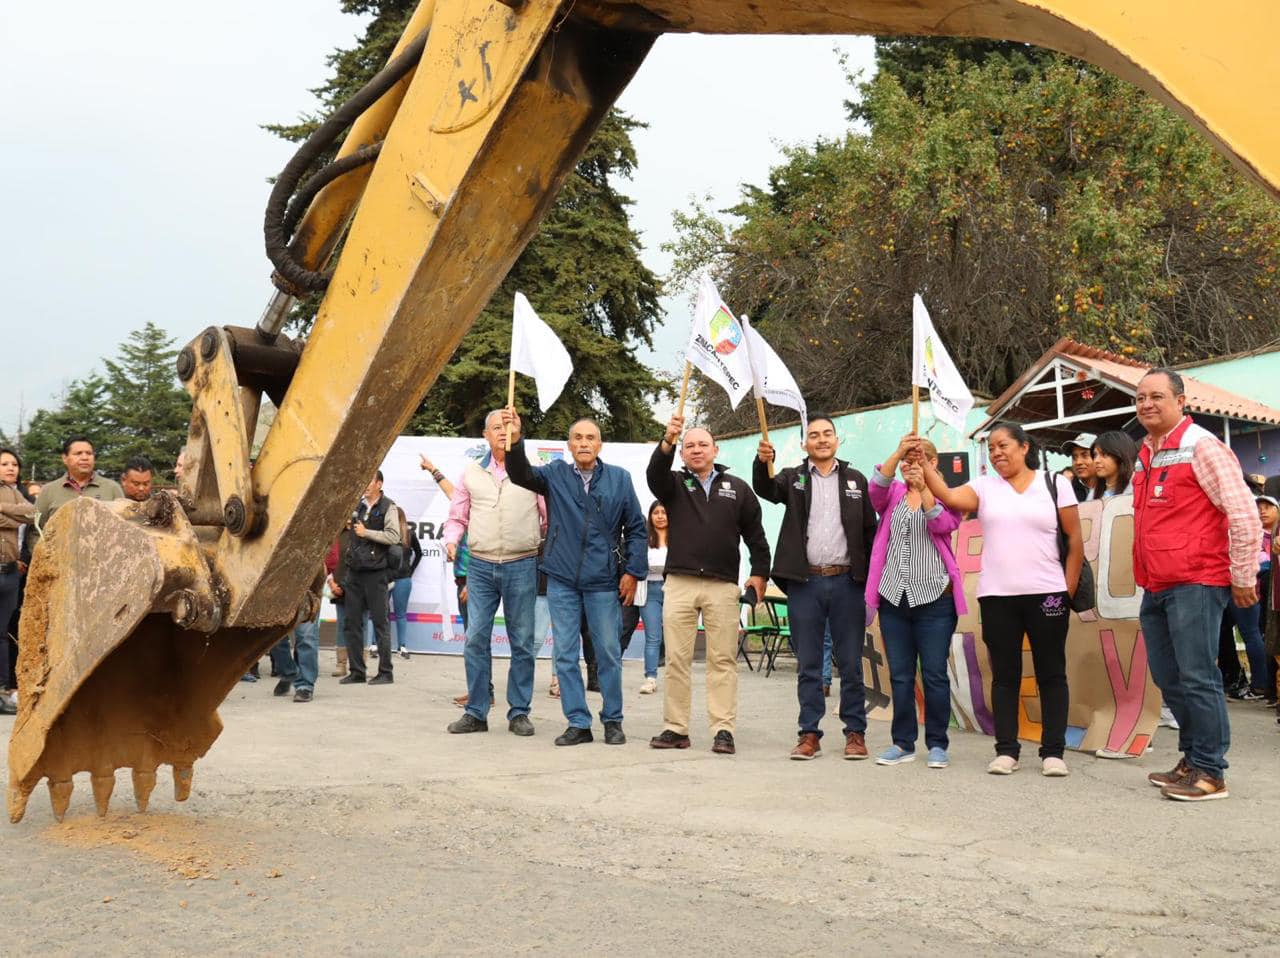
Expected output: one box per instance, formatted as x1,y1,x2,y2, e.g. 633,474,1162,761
987,755,1019,775
1158,705,1179,729
1094,748,1138,760
638,677,657,695
1041,757,1070,777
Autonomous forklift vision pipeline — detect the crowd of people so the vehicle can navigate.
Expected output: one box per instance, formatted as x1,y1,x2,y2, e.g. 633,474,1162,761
1,367,1273,803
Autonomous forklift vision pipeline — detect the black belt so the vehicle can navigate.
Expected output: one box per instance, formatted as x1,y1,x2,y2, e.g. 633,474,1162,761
0,562,17,575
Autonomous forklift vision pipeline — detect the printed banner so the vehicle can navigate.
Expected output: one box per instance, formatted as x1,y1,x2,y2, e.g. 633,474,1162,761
864,495,1160,753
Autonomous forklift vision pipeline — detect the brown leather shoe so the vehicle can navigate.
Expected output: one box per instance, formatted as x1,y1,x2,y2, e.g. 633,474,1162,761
1162,768,1229,802
711,731,736,754
790,732,821,760
1147,757,1191,788
843,731,869,760
822,684,831,698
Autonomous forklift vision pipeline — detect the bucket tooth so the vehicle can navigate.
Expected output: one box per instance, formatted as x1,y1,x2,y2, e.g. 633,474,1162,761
91,773,116,818
48,780,73,823
132,769,157,813
8,784,32,824
173,765,194,802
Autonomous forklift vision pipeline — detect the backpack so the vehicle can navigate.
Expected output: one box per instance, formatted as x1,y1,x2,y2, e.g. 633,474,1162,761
387,505,411,578
1044,471,1096,613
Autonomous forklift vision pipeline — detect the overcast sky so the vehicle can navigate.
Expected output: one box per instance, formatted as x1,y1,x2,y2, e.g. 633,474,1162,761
0,2,873,437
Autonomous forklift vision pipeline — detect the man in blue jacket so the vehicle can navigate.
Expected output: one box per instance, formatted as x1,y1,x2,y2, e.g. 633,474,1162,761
503,408,648,746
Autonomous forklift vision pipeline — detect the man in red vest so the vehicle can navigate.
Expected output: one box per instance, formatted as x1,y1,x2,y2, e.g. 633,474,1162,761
1133,368,1260,802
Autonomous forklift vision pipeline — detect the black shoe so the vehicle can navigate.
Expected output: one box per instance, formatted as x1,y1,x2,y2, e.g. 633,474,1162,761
508,714,535,737
712,731,736,755
293,688,313,703
0,700,15,716
603,721,626,745
369,674,394,686
649,729,691,750
448,713,489,733
339,674,366,684
273,679,292,697
586,665,601,693
555,726,594,746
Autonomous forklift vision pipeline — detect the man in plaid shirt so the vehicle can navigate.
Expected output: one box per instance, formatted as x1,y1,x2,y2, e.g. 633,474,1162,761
1132,368,1261,802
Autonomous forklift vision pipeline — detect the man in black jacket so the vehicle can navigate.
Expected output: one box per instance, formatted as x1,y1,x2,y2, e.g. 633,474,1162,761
648,414,770,755
755,414,877,761
339,471,403,686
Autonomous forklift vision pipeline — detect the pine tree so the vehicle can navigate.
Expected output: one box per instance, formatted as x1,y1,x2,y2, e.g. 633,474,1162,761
18,324,191,481
19,375,111,480
268,1,666,439
101,322,192,475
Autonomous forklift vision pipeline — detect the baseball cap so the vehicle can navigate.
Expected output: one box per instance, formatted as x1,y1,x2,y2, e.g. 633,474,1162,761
1060,432,1098,454
1256,495,1279,508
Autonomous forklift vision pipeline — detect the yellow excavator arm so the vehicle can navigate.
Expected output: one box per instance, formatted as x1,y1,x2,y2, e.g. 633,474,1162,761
10,0,1279,823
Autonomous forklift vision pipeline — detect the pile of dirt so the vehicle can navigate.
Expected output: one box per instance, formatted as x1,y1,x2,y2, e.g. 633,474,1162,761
42,813,252,880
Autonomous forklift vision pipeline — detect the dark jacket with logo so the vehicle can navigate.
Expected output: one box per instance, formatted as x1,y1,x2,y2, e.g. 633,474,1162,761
506,441,647,593
647,443,770,584
752,457,877,586
345,494,402,574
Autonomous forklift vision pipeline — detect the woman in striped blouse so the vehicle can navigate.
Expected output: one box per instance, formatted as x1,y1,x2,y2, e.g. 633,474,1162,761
866,435,967,769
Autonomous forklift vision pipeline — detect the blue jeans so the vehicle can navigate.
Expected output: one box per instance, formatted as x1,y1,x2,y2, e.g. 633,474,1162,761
1140,584,1232,777
787,574,866,737
878,593,958,751
389,576,413,651
1228,600,1268,691
534,595,552,657
270,617,320,692
547,577,623,729
640,580,664,678
463,556,538,721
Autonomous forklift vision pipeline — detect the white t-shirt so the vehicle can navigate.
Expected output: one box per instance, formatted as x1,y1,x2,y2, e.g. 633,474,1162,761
970,471,1076,598
647,545,667,582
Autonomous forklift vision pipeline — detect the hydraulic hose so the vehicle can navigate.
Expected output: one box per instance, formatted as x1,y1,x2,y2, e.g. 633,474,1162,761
264,29,429,295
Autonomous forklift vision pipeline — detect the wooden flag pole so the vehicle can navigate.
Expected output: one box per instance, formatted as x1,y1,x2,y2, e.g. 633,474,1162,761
676,361,692,418
911,384,920,434
755,396,774,478
505,368,516,451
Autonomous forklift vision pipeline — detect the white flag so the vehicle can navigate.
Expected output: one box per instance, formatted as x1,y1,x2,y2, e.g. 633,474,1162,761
911,294,974,433
741,315,807,433
685,275,753,409
511,292,573,412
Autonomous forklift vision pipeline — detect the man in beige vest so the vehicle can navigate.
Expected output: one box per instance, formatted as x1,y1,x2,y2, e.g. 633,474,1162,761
442,410,547,736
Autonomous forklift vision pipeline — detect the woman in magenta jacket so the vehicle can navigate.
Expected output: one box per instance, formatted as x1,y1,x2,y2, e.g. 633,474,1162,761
866,435,967,769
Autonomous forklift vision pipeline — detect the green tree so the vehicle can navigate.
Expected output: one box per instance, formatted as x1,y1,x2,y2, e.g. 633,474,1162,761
17,325,191,481
19,375,110,480
669,54,1280,432
268,1,666,439
100,322,192,475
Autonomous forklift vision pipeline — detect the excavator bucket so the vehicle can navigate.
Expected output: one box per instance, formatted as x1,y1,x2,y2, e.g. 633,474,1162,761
7,494,289,824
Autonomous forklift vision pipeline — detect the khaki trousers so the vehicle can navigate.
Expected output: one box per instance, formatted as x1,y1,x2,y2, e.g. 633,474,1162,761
661,574,741,736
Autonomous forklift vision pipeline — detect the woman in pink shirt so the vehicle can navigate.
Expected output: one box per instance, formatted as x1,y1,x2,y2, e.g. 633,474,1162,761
920,423,1084,777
